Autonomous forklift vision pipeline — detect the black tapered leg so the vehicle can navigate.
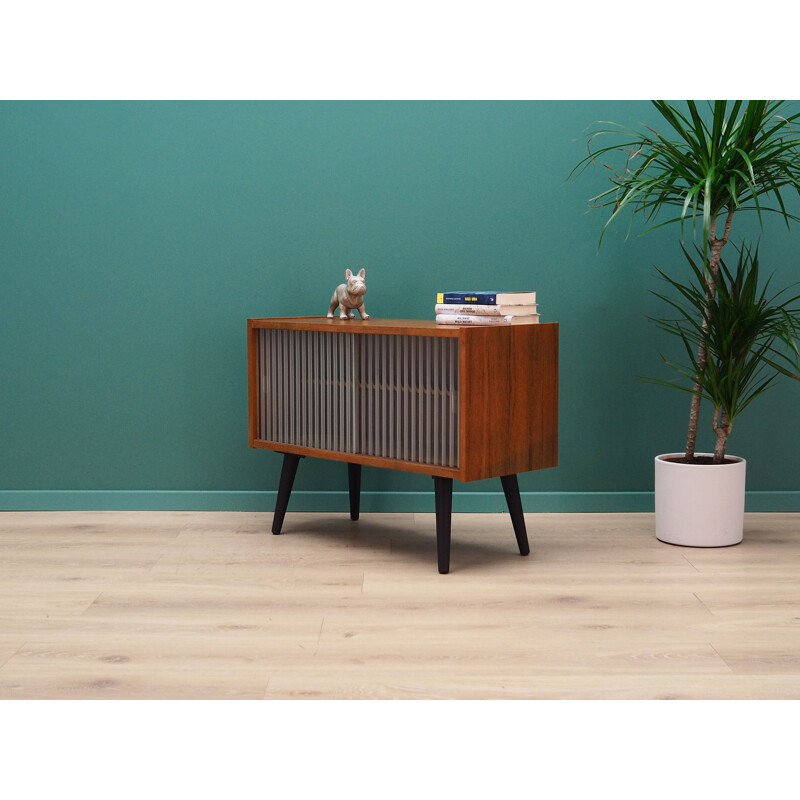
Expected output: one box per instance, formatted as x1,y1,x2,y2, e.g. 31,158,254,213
348,463,361,521
501,474,530,556
433,476,453,574
272,453,302,534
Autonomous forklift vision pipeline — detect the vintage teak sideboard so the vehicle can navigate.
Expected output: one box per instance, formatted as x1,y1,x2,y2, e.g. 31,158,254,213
248,317,558,573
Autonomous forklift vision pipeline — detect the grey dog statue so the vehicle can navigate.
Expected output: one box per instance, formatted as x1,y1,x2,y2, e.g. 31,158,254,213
327,268,369,320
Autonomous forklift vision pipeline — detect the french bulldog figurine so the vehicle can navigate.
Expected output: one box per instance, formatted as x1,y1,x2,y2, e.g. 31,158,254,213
327,268,370,320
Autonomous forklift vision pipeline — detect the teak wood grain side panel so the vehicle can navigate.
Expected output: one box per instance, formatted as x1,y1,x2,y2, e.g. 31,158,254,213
247,320,259,447
509,323,558,474
458,323,558,482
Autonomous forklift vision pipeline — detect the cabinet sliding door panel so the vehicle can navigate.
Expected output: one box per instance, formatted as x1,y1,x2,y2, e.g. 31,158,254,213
355,334,459,468
256,325,463,470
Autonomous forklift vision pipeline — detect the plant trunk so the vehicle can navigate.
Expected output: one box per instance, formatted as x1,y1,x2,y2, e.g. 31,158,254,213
712,407,732,464
685,211,735,459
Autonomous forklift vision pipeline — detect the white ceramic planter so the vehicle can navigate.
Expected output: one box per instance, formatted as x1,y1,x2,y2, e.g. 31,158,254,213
654,452,746,547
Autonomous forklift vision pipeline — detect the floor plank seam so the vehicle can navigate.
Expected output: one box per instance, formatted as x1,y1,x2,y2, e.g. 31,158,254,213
709,642,735,674
681,554,701,573
81,592,104,615
0,641,27,671
692,592,715,615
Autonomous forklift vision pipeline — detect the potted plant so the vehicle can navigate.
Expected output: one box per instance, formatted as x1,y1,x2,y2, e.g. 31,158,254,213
650,243,800,545
572,100,800,545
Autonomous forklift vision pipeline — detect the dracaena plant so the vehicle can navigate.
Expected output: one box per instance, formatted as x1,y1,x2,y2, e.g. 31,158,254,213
571,100,800,459
650,243,800,463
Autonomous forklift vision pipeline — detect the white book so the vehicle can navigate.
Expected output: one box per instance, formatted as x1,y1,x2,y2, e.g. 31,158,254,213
435,313,541,326
434,303,538,316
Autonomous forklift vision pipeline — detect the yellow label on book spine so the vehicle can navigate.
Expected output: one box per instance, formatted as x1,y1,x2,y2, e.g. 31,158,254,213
436,293,443,303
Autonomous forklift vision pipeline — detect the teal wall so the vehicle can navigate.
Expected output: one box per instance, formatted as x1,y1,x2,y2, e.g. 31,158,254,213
2,101,799,511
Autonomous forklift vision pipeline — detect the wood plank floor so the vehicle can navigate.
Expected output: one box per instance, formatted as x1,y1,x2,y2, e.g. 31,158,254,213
1,510,799,699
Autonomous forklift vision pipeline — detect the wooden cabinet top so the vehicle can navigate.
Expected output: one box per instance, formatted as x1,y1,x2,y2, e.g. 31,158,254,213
248,316,556,338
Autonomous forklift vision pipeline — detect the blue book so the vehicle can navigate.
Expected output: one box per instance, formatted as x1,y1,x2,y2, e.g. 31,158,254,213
437,290,537,305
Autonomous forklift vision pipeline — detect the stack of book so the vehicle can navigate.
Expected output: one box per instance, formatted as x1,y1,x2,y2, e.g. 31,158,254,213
434,290,540,325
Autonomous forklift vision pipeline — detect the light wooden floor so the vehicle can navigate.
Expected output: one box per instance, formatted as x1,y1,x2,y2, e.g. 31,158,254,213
1,510,799,699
